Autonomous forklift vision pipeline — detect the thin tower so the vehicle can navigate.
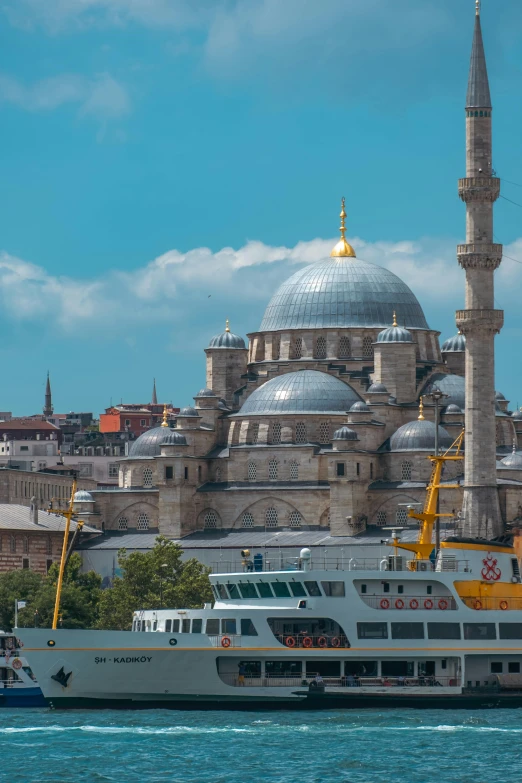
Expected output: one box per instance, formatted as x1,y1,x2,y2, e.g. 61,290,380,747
152,378,158,405
43,371,53,418
456,0,503,537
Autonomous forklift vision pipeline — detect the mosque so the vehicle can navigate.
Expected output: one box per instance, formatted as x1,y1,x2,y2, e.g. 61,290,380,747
82,4,522,546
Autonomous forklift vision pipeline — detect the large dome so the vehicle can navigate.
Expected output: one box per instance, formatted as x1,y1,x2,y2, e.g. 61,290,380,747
390,419,454,453
128,426,176,458
239,370,362,415
259,256,429,332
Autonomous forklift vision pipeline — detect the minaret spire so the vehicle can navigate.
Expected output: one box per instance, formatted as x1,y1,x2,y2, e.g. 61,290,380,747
151,378,158,405
456,3,503,537
43,371,53,418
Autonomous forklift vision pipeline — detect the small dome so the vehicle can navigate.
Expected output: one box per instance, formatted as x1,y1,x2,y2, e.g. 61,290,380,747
74,490,94,502
350,401,370,413
195,388,217,398
129,426,175,458
178,406,200,417
512,410,522,421
377,315,413,343
333,426,359,441
495,391,506,401
239,370,362,415
390,419,453,452
442,333,466,352
500,451,522,470
445,404,462,414
367,382,388,393
420,374,465,409
162,431,187,446
208,322,246,350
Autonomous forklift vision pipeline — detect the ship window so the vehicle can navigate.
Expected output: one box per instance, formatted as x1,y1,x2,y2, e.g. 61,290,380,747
257,582,274,598
241,661,261,677
361,584,367,594
381,661,414,677
357,622,388,639
221,619,237,635
397,585,404,594
165,619,172,632
463,623,496,640
289,582,307,598
226,583,240,600
238,582,259,599
240,619,258,636
192,619,202,633
383,582,390,593
427,585,433,595
321,581,345,597
265,661,302,677
215,583,228,600
182,619,191,633
172,619,180,633
306,661,340,678
153,621,157,631
304,581,322,597
345,661,378,677
427,622,461,639
499,624,522,639
509,662,520,673
271,582,291,598
206,618,220,635
391,623,424,640
491,662,503,674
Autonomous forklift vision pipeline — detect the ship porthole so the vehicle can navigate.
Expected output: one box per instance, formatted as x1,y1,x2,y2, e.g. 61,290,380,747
47,640,56,647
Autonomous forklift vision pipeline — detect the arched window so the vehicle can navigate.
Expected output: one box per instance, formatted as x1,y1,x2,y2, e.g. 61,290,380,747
242,513,254,528
23,536,29,554
248,462,257,481
339,336,351,359
294,337,303,359
401,461,412,481
272,335,281,360
295,422,307,444
319,422,331,444
250,423,259,445
289,461,299,480
143,467,153,488
118,517,128,531
396,508,408,526
363,335,373,359
137,513,149,531
204,511,218,529
271,422,282,445
215,467,222,483
265,507,278,528
376,510,387,526
289,511,302,528
268,459,278,480
315,336,327,359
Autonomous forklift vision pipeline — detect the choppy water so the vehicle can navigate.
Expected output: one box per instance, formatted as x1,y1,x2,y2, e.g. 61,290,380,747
1,708,521,783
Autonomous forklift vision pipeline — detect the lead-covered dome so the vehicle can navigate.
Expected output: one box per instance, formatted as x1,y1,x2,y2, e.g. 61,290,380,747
74,490,94,502
259,256,429,332
499,450,522,470
390,419,453,452
208,321,246,349
442,333,466,352
129,426,175,458
333,426,358,441
239,370,362,415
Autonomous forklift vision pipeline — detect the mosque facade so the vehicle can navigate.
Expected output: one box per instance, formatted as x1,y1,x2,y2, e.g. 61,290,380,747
87,6,522,541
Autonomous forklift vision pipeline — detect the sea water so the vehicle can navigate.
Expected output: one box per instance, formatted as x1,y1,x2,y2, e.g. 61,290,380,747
0,708,521,783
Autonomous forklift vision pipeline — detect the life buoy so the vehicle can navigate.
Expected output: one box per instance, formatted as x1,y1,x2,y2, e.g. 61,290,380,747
424,599,434,610
317,636,327,648
473,599,482,611
303,636,313,648
285,636,296,648
395,599,405,610
500,601,509,611
438,599,449,611
12,658,22,670
409,599,419,610
331,637,341,648
380,598,390,610
221,636,231,648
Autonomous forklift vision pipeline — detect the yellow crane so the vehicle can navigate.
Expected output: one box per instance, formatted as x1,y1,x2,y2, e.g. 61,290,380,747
51,479,84,630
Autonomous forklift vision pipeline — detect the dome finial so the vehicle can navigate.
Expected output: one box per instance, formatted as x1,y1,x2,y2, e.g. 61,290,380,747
392,310,398,327
418,398,425,421
225,318,230,332
161,404,169,428
330,197,356,258
476,0,480,16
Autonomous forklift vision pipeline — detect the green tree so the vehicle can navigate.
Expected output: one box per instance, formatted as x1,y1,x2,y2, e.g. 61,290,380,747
97,535,212,630
0,569,43,631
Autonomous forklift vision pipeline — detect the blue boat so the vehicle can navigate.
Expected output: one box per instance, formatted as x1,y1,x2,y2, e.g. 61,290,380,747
0,632,46,708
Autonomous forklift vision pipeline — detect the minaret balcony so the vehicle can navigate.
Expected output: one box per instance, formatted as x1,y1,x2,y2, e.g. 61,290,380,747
457,243,502,270
455,309,504,335
458,177,500,203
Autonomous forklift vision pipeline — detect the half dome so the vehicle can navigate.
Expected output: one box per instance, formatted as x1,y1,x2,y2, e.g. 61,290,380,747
390,419,453,452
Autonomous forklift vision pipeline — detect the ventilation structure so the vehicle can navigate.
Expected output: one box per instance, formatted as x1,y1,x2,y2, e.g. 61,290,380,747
294,337,303,359
295,422,307,444
376,510,387,526
396,508,408,526
265,507,278,528
289,461,299,480
242,513,254,528
289,511,302,528
272,335,281,360
319,422,330,444
271,422,282,445
315,336,327,359
118,517,128,531
268,459,278,480
137,513,150,531
248,462,257,482
204,510,218,529
401,461,413,481
363,335,374,358
250,423,259,445
338,336,351,359
143,467,153,488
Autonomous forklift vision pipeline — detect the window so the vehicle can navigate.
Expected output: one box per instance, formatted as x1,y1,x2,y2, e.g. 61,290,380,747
226,583,240,600
250,423,259,445
426,585,433,595
238,582,258,599
214,467,221,483
491,662,503,674
198,466,202,482
397,585,404,594
215,583,228,600
165,466,173,480
289,582,307,597
363,335,373,358
304,581,322,597
268,459,278,480
165,619,172,632
242,513,254,528
271,422,281,445
499,624,522,640
20,446,29,452
221,619,237,635
271,582,290,597
339,336,351,359
383,582,390,593
321,581,345,597
192,619,202,634
295,422,307,444
118,517,128,531
381,661,414,677
10,536,16,554
463,623,496,640
319,422,330,444
370,463,373,479
125,419,130,426
47,536,52,555
391,623,424,639
136,513,149,531
22,558,29,569
294,337,302,359
79,463,93,478
46,559,53,572
427,623,461,639
265,507,278,528
272,335,281,360
267,618,348,647
108,463,119,479
315,336,327,359
396,508,408,525
182,619,191,633
345,660,378,677
266,661,302,677
184,467,188,480
241,619,258,636
257,582,273,598
289,511,301,528
401,461,412,481
206,618,220,635
357,622,388,639
140,419,146,426
171,619,180,633
204,511,218,529
336,463,345,477
290,461,299,480
376,510,387,526
143,467,153,488
248,462,257,481
509,662,520,673
356,463,360,476
23,536,29,554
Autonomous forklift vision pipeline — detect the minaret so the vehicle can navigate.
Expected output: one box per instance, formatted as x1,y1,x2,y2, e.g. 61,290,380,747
43,371,53,418
456,0,503,537
151,378,158,405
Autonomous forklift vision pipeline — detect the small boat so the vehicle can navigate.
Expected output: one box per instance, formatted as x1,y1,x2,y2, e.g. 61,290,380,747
0,632,46,707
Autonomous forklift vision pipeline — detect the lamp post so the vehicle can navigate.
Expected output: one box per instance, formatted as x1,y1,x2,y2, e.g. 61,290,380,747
159,563,168,609
423,387,449,554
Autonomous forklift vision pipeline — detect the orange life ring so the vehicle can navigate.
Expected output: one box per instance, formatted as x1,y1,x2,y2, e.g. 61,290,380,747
221,636,231,648
438,599,449,611
302,636,313,648
285,636,296,648
500,600,509,611
12,658,22,670
317,636,327,648
409,599,419,610
380,598,390,610
395,599,405,610
424,599,434,610
473,600,482,611
331,636,341,648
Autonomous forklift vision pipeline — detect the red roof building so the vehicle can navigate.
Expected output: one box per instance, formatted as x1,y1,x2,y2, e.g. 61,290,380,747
99,405,179,437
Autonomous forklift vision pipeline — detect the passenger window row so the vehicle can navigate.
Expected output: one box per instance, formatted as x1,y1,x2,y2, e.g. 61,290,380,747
213,580,344,601
162,618,258,636
357,622,522,641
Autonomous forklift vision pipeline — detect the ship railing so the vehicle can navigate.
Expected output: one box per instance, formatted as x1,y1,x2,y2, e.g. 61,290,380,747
218,674,461,688
275,634,351,649
361,595,458,611
210,557,471,575
208,634,242,648
460,596,522,611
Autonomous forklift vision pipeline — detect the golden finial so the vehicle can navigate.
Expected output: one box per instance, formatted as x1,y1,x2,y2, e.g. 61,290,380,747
161,404,169,428
225,319,230,333
418,398,425,421
330,197,356,258
392,311,398,328
475,0,480,16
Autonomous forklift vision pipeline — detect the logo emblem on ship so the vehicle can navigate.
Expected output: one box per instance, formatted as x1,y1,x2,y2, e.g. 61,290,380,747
481,553,502,581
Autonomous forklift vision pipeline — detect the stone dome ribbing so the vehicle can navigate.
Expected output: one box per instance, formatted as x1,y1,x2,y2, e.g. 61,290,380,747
390,419,453,452
377,325,413,343
129,426,177,458
442,333,466,352
208,330,246,349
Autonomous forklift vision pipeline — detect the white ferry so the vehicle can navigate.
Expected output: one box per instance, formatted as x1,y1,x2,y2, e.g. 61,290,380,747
0,632,45,708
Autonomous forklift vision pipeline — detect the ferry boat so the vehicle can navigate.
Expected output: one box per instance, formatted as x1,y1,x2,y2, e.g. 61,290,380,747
16,435,522,709
0,632,46,707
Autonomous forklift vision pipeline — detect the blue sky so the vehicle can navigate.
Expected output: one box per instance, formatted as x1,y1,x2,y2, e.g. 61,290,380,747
1,0,522,416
